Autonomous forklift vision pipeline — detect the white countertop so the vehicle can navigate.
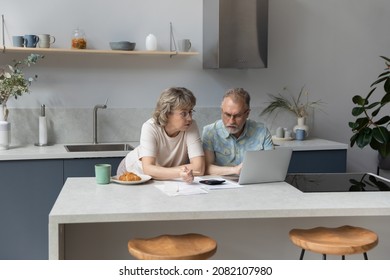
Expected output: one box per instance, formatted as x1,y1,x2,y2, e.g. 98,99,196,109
0,142,139,160
0,138,347,161
49,176,390,225
48,175,390,259
273,138,348,151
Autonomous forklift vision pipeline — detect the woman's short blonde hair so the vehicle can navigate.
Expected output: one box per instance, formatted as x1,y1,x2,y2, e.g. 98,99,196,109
153,87,196,126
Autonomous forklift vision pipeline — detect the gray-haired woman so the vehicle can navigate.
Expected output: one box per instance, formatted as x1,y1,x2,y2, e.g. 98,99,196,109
118,87,205,183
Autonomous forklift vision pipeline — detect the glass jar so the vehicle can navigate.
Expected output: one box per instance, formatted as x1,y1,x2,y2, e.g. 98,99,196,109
71,28,87,49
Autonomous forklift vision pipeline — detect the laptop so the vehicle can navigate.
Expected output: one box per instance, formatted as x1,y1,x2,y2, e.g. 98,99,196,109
225,148,293,185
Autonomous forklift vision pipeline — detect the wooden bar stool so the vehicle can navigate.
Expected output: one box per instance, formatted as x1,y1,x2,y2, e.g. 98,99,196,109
128,233,217,260
289,225,378,260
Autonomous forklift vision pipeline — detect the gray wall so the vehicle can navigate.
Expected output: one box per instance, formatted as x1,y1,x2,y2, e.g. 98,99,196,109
2,0,390,173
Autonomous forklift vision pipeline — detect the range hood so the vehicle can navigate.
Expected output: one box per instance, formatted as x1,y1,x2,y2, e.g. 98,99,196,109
203,0,268,69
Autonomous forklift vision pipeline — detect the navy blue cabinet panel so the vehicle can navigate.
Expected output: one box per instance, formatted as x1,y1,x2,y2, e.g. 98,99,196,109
63,157,123,181
288,150,347,173
0,159,63,260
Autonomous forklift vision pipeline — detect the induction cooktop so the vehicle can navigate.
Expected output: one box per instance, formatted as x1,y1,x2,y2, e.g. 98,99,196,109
285,173,390,192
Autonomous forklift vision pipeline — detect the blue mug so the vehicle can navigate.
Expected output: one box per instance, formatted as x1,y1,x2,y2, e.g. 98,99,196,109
295,129,307,141
23,35,39,48
12,36,25,47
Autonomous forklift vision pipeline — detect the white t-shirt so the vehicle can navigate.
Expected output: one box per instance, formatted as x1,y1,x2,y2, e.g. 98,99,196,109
125,118,204,174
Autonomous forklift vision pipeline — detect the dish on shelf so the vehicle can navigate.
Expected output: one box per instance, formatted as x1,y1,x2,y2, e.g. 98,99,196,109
111,174,152,185
109,41,136,51
272,135,294,141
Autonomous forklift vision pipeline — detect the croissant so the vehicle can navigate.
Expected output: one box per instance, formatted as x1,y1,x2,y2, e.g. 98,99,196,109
119,171,142,181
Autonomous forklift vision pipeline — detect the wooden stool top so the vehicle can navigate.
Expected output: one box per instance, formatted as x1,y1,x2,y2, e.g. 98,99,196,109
289,225,378,256
128,233,217,260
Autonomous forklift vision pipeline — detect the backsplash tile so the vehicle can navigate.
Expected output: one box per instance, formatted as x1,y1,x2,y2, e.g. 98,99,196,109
8,107,298,145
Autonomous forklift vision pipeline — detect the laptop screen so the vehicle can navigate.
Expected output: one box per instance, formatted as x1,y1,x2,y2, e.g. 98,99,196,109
237,148,292,185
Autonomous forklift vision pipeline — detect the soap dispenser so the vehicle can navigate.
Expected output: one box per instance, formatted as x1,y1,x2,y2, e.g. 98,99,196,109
38,104,48,146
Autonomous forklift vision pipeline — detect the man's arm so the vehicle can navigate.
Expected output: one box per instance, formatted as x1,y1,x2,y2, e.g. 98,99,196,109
204,149,242,176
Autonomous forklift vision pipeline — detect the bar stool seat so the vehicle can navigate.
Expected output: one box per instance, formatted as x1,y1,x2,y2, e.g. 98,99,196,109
128,233,217,260
289,225,378,260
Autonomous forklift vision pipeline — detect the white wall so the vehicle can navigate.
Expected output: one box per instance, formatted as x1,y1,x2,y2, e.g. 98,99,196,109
1,0,390,173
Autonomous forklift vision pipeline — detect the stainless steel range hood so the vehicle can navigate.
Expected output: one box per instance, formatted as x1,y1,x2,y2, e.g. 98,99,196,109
203,0,268,69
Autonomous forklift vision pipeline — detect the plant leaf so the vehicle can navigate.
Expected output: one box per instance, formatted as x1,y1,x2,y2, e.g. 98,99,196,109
348,121,359,129
384,77,390,92
378,142,390,157
350,133,359,147
378,70,390,78
353,117,369,131
352,107,364,116
371,76,388,87
380,56,390,63
381,92,390,103
352,95,366,105
372,127,390,144
374,116,390,125
356,129,372,148
366,87,376,100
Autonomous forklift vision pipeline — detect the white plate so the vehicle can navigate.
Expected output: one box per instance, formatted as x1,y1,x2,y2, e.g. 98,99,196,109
111,174,152,185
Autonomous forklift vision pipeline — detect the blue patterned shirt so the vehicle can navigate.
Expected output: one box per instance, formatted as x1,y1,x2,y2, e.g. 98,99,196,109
202,119,274,166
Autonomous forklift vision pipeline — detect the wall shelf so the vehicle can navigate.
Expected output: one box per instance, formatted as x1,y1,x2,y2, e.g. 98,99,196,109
1,46,198,57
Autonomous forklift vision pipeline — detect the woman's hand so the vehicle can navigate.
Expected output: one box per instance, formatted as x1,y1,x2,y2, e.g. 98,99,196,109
180,166,194,183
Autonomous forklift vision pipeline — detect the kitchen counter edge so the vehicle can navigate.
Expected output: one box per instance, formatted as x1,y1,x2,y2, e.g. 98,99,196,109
0,142,139,161
0,138,347,161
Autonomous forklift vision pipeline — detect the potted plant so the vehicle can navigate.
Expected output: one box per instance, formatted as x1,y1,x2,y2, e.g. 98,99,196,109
260,86,324,136
349,56,390,164
0,53,44,149
0,53,44,120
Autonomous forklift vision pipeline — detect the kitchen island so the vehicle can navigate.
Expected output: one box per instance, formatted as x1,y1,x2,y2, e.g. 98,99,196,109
0,139,349,259
49,176,390,260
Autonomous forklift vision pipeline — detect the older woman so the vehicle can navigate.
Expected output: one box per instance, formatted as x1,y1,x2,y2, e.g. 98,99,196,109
118,87,205,183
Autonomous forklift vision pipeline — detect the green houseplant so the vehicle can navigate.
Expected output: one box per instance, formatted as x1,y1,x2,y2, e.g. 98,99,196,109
260,86,324,137
260,86,323,118
0,53,44,121
349,56,390,158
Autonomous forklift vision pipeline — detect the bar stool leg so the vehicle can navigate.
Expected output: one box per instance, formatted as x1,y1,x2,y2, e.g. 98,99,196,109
299,249,305,260
342,255,345,260
322,254,326,260
363,252,368,260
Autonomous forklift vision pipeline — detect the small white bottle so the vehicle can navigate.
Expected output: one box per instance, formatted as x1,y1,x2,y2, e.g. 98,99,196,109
145,34,157,51
38,104,48,146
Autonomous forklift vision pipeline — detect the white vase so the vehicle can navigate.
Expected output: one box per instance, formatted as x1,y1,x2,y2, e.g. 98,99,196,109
145,34,157,51
0,121,11,150
293,117,309,137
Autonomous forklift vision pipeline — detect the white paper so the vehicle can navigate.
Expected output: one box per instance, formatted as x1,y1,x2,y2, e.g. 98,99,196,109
155,180,208,196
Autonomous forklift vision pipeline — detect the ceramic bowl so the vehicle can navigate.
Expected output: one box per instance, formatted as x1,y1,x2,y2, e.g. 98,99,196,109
109,41,136,51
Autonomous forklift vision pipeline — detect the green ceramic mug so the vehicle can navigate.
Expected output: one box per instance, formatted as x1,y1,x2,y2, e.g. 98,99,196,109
95,164,111,184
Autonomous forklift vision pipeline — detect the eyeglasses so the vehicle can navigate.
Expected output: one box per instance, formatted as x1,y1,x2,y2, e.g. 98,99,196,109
172,109,195,119
222,109,249,120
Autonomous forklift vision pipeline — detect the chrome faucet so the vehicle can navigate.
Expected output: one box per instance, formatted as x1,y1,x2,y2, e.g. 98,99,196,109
93,99,108,144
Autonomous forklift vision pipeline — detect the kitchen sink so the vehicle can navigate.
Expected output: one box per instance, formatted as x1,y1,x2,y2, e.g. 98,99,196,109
64,143,134,152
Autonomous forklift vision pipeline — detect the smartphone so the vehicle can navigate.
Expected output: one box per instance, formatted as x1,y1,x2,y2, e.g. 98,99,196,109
199,179,226,185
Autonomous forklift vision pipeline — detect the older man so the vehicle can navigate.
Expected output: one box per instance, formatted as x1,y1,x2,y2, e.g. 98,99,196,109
202,88,274,176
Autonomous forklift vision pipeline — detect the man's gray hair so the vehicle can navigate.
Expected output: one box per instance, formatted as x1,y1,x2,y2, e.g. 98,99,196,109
223,88,251,109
